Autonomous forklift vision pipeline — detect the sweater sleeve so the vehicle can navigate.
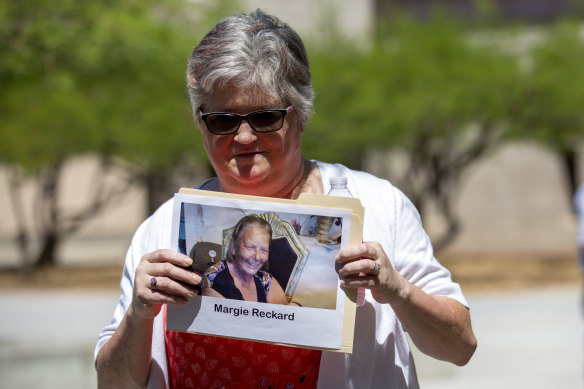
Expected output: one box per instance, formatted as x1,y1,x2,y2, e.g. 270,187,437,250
94,199,175,389
391,185,468,307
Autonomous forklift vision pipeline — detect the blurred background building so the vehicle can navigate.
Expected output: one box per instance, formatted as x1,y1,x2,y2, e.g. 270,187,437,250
1,0,582,268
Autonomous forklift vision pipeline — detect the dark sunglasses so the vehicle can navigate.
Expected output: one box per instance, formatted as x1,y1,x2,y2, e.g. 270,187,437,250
199,106,294,135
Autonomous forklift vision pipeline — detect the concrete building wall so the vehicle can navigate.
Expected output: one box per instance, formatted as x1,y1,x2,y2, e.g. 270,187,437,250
427,142,577,258
0,157,147,267
242,0,374,43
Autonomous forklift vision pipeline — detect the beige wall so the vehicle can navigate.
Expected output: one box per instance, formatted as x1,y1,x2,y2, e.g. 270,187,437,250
242,0,374,43
364,142,578,259
427,143,577,258
0,157,146,266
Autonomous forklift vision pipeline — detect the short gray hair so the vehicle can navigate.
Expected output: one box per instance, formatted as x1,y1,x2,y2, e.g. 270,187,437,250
187,9,314,126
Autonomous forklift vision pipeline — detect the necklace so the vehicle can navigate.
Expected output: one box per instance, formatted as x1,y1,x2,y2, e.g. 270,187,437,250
288,159,323,199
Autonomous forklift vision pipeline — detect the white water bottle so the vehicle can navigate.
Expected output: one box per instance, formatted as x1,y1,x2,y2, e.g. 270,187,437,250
327,177,365,306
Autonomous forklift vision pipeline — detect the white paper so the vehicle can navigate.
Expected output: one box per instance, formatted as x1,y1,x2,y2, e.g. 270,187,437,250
167,192,352,350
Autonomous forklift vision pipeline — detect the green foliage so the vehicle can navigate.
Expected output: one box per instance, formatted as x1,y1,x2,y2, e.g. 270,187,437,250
0,0,241,173
512,20,584,152
306,15,520,169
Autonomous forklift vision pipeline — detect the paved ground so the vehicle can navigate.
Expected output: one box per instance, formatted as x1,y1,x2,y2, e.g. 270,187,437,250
0,285,581,388
0,290,120,389
415,285,583,389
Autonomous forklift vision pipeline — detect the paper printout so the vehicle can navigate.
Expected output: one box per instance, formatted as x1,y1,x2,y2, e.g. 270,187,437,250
166,189,363,352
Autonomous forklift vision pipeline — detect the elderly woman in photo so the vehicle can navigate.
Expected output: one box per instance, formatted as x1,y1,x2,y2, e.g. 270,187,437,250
95,9,476,389
202,214,288,304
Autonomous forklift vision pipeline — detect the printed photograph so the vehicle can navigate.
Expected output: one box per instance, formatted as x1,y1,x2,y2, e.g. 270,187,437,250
178,201,346,309
167,191,356,350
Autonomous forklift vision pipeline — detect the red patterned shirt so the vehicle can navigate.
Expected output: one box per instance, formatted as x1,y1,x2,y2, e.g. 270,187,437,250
164,308,322,389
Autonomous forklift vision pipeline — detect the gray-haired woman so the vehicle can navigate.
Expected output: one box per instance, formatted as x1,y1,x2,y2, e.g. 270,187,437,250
96,9,476,389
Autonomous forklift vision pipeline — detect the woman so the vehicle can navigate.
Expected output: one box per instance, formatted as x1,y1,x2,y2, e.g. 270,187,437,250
202,214,288,304
96,10,476,389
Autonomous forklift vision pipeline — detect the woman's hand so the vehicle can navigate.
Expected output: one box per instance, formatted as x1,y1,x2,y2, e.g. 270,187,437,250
131,249,201,320
335,242,407,305
97,249,200,388
336,242,477,365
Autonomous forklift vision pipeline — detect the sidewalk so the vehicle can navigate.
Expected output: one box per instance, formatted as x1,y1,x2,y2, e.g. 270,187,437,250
0,290,119,389
0,286,581,388
415,285,582,389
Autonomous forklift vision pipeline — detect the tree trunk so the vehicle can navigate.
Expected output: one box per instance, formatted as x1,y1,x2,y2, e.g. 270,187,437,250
560,148,578,212
35,230,60,267
31,162,63,267
8,157,136,270
144,170,174,215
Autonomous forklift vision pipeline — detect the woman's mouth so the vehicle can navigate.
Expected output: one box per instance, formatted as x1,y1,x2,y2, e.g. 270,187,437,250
234,151,261,159
245,259,262,269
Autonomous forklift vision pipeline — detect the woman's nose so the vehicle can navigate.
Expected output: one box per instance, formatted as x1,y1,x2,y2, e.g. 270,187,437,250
234,121,257,144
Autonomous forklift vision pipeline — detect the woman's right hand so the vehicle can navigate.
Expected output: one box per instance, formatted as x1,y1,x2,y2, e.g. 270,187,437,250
131,249,201,320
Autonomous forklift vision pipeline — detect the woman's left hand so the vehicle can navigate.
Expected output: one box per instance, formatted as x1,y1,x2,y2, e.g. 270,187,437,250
336,241,407,304
337,242,477,365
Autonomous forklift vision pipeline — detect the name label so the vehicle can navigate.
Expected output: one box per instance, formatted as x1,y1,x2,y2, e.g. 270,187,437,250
214,303,295,321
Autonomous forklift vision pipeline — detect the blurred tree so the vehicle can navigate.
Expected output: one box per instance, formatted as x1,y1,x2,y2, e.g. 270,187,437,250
307,15,521,249
0,0,240,267
510,20,584,203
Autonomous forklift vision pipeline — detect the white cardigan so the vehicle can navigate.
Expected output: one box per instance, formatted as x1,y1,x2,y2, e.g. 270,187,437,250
95,161,468,389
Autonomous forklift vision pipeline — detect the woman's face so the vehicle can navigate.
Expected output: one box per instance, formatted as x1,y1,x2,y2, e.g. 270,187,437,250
231,225,270,278
198,83,305,197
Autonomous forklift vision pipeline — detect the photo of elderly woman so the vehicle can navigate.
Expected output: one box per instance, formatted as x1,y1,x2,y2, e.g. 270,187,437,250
202,214,288,304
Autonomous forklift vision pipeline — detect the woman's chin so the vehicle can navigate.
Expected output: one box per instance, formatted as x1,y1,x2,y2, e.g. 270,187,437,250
224,168,273,193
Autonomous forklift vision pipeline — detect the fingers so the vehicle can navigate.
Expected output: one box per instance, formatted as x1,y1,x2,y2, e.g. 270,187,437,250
142,249,193,267
337,257,382,278
148,259,201,287
336,242,407,305
136,250,201,297
335,242,380,266
132,250,202,318
139,274,191,305
141,249,201,286
335,242,391,289
336,242,385,277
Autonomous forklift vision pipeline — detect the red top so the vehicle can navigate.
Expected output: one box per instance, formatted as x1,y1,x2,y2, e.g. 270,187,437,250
164,308,322,389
